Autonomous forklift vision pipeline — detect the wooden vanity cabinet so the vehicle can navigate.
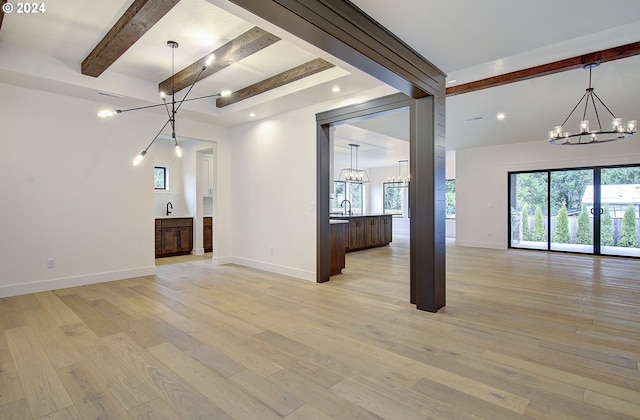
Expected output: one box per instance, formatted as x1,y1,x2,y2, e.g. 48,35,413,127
155,218,193,258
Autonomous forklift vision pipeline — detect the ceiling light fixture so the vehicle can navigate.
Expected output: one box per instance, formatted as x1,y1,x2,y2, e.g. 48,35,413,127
338,143,370,183
98,40,228,165
497,113,505,120
387,159,409,186
548,62,636,145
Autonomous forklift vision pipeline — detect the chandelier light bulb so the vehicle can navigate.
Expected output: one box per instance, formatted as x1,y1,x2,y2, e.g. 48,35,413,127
133,150,146,166
160,91,166,99
205,54,215,67
628,120,637,133
174,143,182,158
220,89,232,97
97,109,116,118
580,120,589,133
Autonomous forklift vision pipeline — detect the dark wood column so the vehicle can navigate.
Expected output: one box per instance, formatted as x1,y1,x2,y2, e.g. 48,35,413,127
410,97,446,311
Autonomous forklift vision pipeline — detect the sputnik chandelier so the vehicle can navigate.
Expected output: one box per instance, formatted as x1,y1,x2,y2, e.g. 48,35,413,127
98,40,231,165
548,62,636,145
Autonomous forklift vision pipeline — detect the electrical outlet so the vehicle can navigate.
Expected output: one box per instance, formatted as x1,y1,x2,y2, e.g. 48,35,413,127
47,258,55,268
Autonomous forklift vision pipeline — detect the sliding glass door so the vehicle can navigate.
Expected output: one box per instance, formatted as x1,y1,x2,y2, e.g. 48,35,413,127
509,164,639,258
600,166,640,257
550,169,594,253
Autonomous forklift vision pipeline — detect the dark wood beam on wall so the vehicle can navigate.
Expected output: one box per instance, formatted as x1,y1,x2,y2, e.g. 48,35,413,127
216,58,333,107
159,27,280,95
446,41,640,96
82,0,181,77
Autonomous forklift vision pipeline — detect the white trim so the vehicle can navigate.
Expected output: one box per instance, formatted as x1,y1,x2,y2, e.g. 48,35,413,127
0,266,156,298
232,257,315,282
212,256,233,265
192,247,205,256
455,240,505,250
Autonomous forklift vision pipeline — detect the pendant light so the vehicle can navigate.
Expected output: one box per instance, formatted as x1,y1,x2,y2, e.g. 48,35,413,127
338,143,370,183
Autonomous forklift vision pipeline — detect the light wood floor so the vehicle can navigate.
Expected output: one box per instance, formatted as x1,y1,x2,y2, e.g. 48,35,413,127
1,237,640,419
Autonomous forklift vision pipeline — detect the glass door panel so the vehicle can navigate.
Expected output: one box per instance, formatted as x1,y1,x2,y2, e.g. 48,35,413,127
550,169,594,253
510,171,548,249
600,166,640,257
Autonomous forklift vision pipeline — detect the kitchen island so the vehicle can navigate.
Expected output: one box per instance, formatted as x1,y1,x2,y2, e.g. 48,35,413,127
330,214,392,252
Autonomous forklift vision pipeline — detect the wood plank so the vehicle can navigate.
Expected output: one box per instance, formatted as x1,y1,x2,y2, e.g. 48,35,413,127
103,333,232,420
216,58,334,107
56,362,130,419
158,27,280,94
127,398,182,420
446,41,640,96
0,399,31,420
35,291,82,326
58,294,121,337
229,369,305,417
0,333,24,407
81,0,181,77
22,308,84,369
5,326,73,417
61,323,158,410
149,342,281,419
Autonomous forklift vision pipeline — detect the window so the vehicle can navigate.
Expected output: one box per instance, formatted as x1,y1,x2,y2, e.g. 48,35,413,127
332,181,363,214
383,182,407,216
446,179,456,218
154,166,167,190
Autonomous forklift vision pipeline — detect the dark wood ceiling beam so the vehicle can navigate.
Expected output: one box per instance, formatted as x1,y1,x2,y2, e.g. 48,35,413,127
82,0,180,77
446,41,640,96
216,58,334,107
159,27,280,94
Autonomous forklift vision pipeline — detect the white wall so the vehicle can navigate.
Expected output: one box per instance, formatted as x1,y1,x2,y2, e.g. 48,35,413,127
0,83,156,296
230,113,317,281
456,139,640,249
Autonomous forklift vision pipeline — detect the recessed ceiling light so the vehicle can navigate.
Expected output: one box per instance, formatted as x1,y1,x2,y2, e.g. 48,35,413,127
332,86,341,93
249,112,256,117
220,89,232,97
497,113,506,120
447,79,457,84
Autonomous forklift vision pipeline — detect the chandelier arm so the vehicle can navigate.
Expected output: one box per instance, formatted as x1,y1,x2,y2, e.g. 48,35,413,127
139,117,172,153
588,92,604,132
590,90,618,119
174,66,208,113
560,91,588,127
178,92,222,103
161,98,172,120
116,102,171,114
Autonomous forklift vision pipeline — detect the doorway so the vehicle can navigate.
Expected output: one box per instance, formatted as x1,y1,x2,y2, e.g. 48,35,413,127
316,93,447,312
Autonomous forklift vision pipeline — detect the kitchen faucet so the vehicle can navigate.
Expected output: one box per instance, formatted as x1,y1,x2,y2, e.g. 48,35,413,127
166,202,173,216
340,199,352,216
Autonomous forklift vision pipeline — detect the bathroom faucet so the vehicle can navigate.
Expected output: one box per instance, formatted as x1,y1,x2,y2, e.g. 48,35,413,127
166,202,173,216
340,199,352,216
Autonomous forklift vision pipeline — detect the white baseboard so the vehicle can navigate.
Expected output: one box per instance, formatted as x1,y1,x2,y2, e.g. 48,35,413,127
212,256,233,265
454,240,505,250
0,266,157,298
231,257,315,282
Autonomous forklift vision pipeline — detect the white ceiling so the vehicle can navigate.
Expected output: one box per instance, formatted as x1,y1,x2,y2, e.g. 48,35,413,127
1,0,639,168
